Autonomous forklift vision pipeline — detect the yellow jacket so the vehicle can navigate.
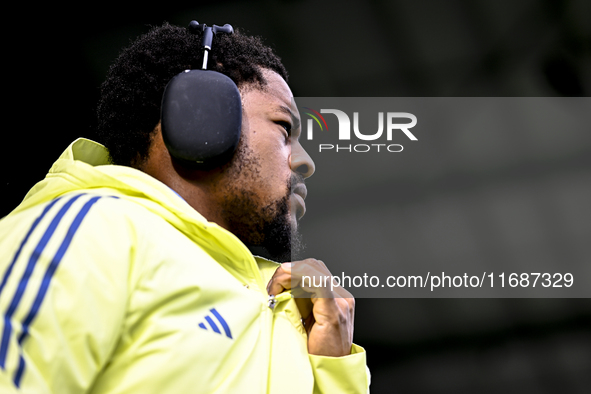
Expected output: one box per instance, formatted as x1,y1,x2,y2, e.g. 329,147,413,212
0,139,369,393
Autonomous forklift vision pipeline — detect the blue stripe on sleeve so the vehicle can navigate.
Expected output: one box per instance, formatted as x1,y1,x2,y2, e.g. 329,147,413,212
17,196,102,345
0,194,82,370
13,195,102,387
12,352,25,387
0,197,62,298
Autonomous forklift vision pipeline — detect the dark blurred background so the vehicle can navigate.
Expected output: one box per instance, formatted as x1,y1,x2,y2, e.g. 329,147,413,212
2,1,590,393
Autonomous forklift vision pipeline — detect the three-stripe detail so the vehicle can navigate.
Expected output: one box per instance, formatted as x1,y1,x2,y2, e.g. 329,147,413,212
0,193,105,387
198,308,233,339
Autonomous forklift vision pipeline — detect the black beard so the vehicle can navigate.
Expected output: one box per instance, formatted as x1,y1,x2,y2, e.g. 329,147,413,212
218,145,305,263
262,190,305,262
221,189,304,263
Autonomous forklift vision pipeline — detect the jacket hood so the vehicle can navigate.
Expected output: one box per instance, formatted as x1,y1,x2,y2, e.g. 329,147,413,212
11,138,270,286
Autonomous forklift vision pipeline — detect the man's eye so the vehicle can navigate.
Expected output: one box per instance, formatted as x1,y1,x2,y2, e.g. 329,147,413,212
277,121,292,134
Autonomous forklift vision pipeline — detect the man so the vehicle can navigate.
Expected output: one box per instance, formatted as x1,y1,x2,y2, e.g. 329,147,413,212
0,22,369,393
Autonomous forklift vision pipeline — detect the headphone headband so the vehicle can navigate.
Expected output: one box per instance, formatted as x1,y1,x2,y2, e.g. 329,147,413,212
188,21,234,70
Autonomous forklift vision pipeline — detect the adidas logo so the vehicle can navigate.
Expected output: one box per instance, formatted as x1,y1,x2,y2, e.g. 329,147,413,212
198,308,233,339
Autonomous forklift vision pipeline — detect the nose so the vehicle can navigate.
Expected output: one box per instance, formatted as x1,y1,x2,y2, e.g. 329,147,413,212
291,141,315,179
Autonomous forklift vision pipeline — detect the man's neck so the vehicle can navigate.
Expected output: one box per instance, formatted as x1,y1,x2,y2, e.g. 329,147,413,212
137,125,231,231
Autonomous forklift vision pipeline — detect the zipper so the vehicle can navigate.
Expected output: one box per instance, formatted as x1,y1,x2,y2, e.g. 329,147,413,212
264,290,293,393
267,291,292,309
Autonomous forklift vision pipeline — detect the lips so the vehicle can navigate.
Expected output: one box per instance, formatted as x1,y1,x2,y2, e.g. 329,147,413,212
291,184,307,220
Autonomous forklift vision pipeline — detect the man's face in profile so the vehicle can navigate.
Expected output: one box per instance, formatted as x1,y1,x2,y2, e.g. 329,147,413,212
215,69,315,262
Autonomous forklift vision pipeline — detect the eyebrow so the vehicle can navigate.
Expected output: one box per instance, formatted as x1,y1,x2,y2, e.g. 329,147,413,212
275,105,301,131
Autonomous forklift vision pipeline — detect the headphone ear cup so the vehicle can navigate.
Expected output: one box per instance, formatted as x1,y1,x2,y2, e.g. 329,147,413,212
161,70,242,166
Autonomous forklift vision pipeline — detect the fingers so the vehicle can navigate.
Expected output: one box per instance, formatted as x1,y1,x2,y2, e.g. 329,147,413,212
293,259,354,300
266,258,356,322
267,259,355,299
266,259,357,357
266,262,295,296
306,296,355,356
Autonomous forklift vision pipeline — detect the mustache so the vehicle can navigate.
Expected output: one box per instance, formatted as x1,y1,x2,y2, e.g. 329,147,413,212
289,172,305,190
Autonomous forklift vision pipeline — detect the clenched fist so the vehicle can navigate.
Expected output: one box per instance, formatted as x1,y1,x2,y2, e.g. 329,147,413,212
267,259,355,357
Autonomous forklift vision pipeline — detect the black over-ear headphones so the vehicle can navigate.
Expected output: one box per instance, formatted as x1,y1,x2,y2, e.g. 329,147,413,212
161,21,242,167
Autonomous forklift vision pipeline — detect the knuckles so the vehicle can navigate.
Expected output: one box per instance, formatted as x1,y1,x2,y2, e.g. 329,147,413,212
271,260,358,305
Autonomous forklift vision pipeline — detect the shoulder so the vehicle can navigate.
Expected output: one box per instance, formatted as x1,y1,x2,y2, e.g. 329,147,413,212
51,191,176,237
0,191,175,266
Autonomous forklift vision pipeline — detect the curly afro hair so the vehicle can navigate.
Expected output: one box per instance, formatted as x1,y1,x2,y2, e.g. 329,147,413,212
96,22,288,167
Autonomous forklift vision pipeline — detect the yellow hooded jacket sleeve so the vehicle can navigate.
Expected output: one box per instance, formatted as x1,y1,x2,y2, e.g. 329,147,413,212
0,139,370,393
